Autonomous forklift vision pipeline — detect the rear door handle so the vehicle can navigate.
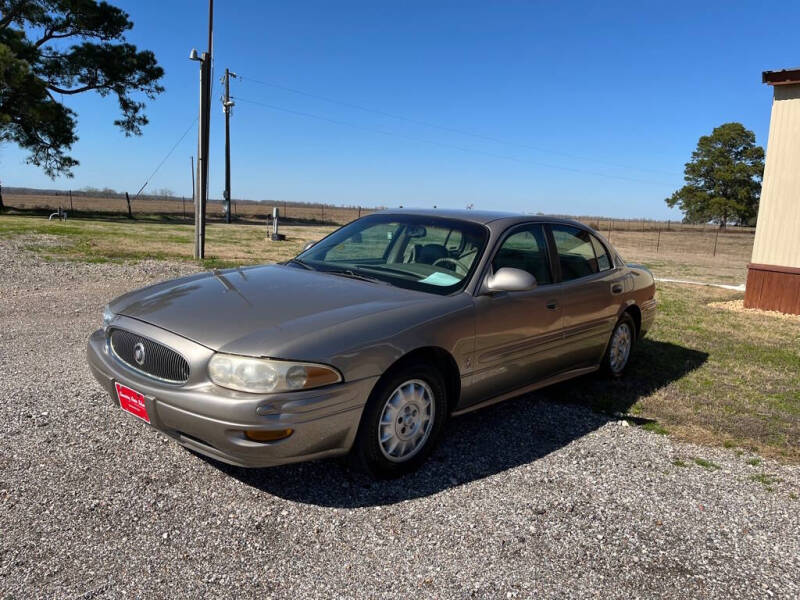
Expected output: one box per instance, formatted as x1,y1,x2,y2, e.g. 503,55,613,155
611,284,623,294
546,301,559,310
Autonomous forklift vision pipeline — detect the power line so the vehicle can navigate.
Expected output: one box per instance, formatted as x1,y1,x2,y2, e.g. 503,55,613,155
133,117,198,199
232,96,674,187
237,74,679,178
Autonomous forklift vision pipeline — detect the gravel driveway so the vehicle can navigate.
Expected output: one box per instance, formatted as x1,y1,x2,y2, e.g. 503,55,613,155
1,238,798,599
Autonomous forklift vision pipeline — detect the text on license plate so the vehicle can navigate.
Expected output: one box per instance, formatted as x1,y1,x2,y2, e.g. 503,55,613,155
115,382,150,423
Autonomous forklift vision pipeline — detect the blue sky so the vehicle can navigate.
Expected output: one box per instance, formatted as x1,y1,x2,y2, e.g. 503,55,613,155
2,1,797,218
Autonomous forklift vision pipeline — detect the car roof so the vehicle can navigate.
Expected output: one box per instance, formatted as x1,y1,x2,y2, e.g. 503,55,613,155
374,207,586,228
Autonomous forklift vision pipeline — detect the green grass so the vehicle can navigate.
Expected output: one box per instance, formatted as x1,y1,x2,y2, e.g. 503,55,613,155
749,473,779,491
641,421,669,435
672,459,689,467
0,214,334,268
746,458,762,467
693,458,721,471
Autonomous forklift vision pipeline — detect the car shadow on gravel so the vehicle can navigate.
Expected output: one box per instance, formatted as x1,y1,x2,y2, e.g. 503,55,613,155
203,340,707,508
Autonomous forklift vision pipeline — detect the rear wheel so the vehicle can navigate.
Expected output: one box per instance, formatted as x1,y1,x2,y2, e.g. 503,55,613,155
352,363,447,478
602,313,636,377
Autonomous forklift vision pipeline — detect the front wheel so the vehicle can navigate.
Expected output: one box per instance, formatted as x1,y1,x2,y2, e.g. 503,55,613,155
351,364,447,478
602,313,636,377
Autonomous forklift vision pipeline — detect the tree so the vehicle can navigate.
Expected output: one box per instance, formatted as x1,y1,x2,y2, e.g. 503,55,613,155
0,0,164,197
666,122,765,228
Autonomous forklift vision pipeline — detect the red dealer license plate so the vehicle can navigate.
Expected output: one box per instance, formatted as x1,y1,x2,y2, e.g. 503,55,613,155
115,382,150,423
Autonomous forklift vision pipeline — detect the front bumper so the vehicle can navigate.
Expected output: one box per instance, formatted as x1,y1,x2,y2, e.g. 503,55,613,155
86,327,377,467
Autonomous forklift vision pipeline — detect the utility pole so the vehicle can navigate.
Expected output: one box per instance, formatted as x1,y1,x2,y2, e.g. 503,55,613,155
189,0,213,259
222,68,237,224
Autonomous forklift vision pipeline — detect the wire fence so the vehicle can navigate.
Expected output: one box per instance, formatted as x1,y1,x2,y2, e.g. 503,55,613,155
3,189,754,262
3,189,377,225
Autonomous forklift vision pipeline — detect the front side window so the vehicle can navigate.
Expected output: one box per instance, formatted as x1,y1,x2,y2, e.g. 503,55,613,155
296,215,489,295
492,225,552,284
551,225,599,281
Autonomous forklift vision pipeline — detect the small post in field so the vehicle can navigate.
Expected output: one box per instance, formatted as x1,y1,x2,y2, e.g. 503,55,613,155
608,220,613,242
125,192,133,219
358,206,362,218
656,226,661,253
270,207,286,241
713,226,720,257
69,189,73,212
182,196,186,220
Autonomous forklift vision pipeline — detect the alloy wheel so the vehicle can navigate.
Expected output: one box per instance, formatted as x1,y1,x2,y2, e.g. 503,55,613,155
609,322,632,373
377,379,435,462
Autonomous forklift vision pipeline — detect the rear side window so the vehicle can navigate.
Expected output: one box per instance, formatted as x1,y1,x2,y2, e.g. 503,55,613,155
492,225,552,284
591,236,612,271
551,225,599,281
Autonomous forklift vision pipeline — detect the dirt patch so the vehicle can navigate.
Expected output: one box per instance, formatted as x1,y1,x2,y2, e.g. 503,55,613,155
709,299,800,323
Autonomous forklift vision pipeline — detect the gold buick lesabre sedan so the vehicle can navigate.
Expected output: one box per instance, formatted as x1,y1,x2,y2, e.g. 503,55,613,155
88,210,656,477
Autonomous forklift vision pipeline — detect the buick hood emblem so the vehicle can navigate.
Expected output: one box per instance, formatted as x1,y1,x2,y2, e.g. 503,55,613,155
133,342,146,366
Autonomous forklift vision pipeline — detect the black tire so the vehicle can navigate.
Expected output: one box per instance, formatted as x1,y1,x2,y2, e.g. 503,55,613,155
351,363,447,478
601,312,636,377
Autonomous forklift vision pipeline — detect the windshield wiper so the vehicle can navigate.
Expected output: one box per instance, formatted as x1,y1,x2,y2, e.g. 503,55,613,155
354,263,423,280
286,258,315,270
322,268,388,285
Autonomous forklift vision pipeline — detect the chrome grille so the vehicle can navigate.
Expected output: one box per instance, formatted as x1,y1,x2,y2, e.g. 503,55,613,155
109,329,190,384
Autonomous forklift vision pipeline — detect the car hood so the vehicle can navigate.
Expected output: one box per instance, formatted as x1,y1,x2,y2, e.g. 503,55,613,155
110,264,433,357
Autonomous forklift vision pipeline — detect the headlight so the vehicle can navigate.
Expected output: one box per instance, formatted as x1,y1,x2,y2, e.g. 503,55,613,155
207,354,342,393
102,305,115,329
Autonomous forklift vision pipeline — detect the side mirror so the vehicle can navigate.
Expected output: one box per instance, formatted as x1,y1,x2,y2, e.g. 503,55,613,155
485,267,537,293
302,240,317,252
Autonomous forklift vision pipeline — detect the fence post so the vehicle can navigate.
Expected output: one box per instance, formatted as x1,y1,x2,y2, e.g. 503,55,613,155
608,220,613,242
125,192,133,219
713,226,720,257
182,196,186,221
656,226,661,253
358,206,361,219
69,189,73,212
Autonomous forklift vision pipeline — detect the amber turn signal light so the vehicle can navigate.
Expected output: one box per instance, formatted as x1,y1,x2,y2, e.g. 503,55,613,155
244,428,294,442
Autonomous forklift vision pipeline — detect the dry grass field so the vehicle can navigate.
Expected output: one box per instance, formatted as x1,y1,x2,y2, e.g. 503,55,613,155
4,190,757,234
609,229,753,283
0,212,795,461
3,192,373,225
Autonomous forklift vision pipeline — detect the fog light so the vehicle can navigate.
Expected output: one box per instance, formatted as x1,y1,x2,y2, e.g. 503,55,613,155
244,428,294,442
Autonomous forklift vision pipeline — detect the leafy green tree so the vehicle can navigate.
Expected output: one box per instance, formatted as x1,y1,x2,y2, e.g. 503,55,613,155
666,122,765,228
0,0,164,203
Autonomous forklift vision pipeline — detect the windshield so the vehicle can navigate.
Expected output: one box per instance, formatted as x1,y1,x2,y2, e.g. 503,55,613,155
294,214,489,294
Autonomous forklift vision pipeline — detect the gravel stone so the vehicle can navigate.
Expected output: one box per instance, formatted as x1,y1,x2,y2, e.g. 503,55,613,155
1,238,799,599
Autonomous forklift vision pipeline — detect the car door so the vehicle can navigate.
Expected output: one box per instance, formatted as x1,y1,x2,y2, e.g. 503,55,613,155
547,224,624,368
468,223,570,405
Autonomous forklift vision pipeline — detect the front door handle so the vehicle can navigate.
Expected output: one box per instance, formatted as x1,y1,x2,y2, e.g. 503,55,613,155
611,284,623,294
546,301,559,310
